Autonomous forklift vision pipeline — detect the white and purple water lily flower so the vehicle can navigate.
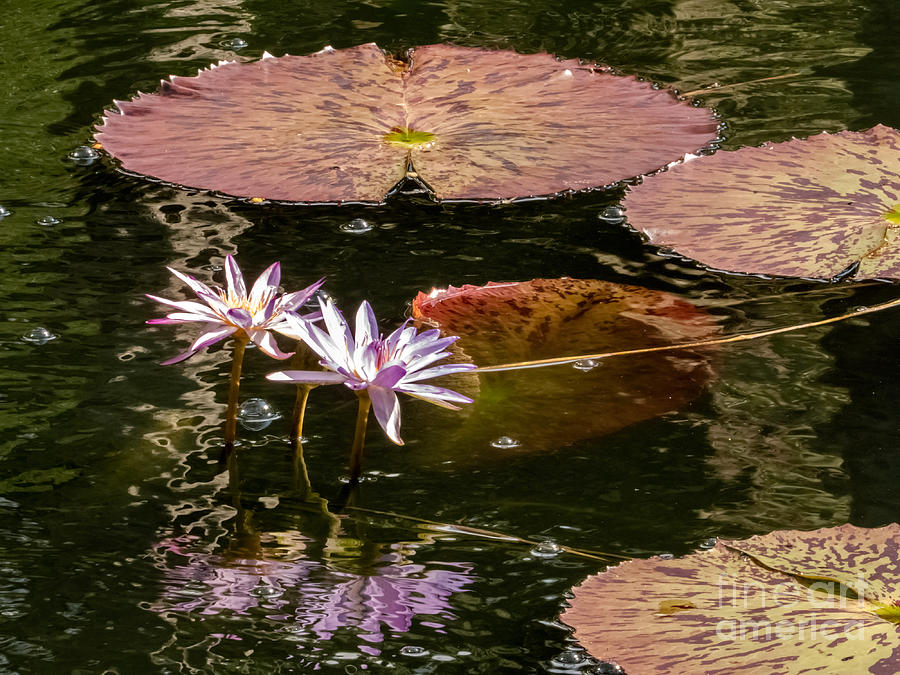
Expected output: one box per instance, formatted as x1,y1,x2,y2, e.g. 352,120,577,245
268,299,476,445
147,254,324,364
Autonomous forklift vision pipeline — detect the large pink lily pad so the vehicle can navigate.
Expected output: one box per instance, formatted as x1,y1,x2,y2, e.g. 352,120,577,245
625,125,900,280
95,43,719,203
409,278,717,456
563,523,900,674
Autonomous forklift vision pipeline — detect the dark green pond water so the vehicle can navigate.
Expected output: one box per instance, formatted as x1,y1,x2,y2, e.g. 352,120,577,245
3,0,900,672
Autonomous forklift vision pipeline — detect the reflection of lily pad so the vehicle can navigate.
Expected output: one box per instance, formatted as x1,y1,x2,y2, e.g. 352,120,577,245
563,524,900,674
95,43,718,203
625,125,900,280
411,278,717,455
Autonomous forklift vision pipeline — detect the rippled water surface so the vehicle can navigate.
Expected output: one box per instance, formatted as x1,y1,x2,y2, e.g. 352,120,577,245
2,0,900,672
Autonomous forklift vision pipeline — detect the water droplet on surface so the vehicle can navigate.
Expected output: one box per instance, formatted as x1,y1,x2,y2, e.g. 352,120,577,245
598,205,625,224
399,646,428,657
491,435,520,449
220,37,248,50
699,537,717,550
530,539,563,558
21,327,58,344
551,650,586,666
572,359,599,371
68,145,100,165
339,218,374,234
36,215,61,226
0,206,10,218
309,289,333,306
595,662,625,674
237,398,281,431
249,581,282,598
854,306,868,313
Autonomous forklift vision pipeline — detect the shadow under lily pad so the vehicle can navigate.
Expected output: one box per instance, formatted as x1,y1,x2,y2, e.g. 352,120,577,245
410,278,718,458
95,43,719,204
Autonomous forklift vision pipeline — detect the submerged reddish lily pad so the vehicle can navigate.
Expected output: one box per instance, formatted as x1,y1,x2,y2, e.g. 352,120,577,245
625,125,900,280
410,278,717,457
95,43,719,203
563,523,900,674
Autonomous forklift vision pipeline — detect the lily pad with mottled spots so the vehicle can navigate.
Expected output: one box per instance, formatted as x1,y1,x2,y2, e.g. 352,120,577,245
562,523,900,674
95,43,719,204
408,278,717,458
624,125,900,280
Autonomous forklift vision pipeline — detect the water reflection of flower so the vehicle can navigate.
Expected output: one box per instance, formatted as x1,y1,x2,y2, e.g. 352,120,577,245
152,535,474,645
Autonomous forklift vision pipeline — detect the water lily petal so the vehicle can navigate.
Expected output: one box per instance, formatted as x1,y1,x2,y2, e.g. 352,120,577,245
385,322,415,353
167,267,220,304
401,362,478,383
146,294,223,322
267,370,348,385
257,294,279,324
189,324,238,353
248,328,293,360
226,307,253,327
224,254,247,299
147,314,209,325
280,313,349,370
355,300,380,350
369,385,403,445
395,382,473,409
280,278,326,312
372,363,407,389
321,298,353,350
249,261,280,309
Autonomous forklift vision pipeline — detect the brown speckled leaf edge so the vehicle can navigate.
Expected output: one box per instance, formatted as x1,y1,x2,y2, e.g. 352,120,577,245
624,125,900,280
562,523,900,675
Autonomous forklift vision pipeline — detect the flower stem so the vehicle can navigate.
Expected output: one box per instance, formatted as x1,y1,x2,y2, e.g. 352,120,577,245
348,391,372,484
224,334,249,451
290,384,314,444
289,339,319,444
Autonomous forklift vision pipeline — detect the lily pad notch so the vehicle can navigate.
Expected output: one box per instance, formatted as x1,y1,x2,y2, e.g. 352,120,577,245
95,43,720,204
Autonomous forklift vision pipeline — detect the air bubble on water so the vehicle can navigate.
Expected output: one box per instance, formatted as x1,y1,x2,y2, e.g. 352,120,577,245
491,435,520,449
36,215,61,226
237,398,281,431
699,537,717,550
530,539,563,558
220,37,248,50
598,206,625,224
0,206,10,218
658,552,675,560
339,218,374,234
68,145,100,165
550,650,586,666
249,581,282,598
21,327,58,344
399,646,428,657
572,359,599,371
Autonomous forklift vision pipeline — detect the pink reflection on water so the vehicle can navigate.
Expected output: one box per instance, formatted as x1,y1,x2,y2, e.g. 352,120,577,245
152,535,474,645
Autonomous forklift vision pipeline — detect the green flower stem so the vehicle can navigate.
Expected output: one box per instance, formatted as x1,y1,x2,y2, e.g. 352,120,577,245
348,391,372,484
292,428,312,496
223,334,250,451
291,384,315,444
289,339,320,444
